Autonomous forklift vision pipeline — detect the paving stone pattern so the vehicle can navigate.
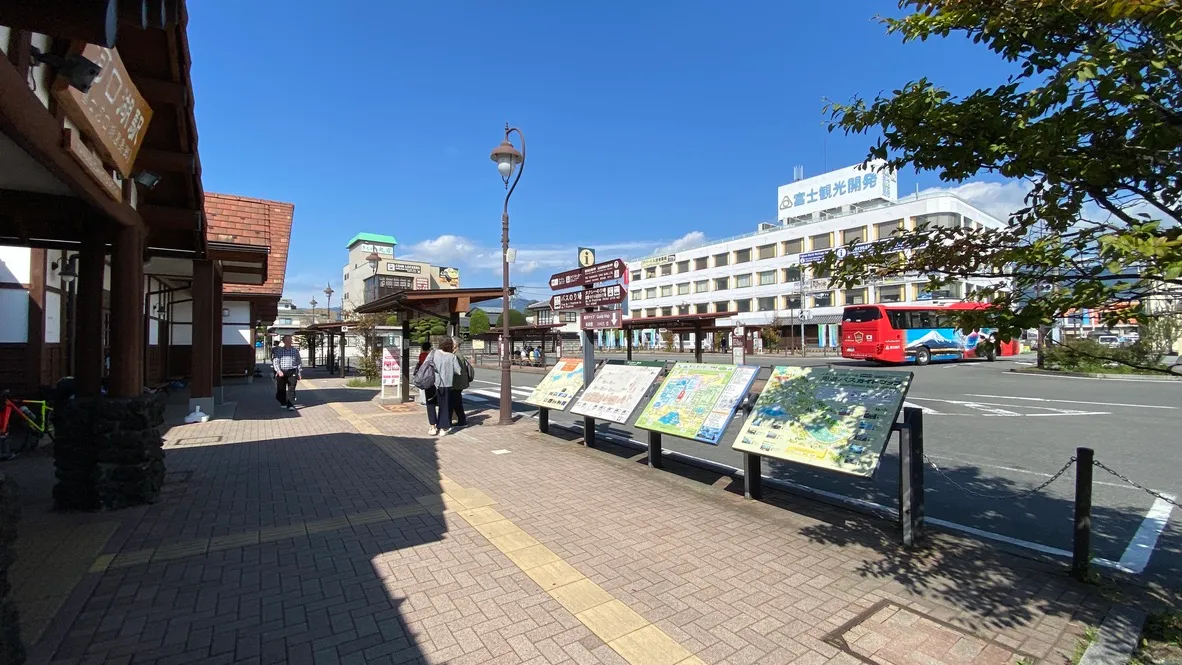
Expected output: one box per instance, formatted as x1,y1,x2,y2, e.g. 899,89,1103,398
35,378,1111,664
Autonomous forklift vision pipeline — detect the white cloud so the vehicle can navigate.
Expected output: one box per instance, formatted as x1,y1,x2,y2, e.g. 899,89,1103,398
919,180,1032,223
656,231,707,255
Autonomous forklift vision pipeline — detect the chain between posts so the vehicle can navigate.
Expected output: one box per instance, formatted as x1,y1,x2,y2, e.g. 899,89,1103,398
1092,460,1182,509
922,454,1077,500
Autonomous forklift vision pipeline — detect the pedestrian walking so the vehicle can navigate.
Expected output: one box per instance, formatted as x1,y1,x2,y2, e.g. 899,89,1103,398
450,338,474,428
414,340,432,405
418,337,460,436
272,335,302,411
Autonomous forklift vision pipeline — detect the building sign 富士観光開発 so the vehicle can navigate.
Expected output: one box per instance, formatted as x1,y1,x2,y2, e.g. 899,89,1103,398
776,161,898,221
52,44,153,178
732,366,911,477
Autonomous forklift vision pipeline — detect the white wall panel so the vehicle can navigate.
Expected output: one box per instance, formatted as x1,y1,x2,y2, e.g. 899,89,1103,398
0,246,31,284
0,290,29,343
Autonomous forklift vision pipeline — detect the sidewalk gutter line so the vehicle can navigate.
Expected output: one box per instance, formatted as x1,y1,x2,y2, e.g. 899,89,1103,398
1078,605,1146,665
1117,496,1175,574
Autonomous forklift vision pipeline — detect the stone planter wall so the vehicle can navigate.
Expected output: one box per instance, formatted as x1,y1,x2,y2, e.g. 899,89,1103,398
0,472,26,664
53,396,166,511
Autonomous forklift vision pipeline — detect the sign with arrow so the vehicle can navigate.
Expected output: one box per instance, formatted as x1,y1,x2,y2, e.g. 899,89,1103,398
580,310,623,330
548,259,626,291
551,284,625,310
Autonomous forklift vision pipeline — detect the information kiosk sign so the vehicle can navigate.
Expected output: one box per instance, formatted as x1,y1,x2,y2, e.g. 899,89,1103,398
635,363,758,444
570,360,664,424
523,358,585,410
732,366,912,477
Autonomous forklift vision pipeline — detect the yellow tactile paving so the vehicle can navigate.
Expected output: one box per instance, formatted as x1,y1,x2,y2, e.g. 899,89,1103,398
308,380,705,665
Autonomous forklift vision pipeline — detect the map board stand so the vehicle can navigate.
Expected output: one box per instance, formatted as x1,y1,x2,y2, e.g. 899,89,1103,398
538,406,550,434
648,431,662,469
582,296,597,447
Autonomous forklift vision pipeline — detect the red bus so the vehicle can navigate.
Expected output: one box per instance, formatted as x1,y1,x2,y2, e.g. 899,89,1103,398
840,302,1020,365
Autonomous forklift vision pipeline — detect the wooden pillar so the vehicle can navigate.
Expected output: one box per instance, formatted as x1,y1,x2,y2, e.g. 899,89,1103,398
694,321,703,363
339,328,346,378
212,269,223,390
626,328,633,361
108,225,145,398
75,225,106,395
190,260,214,399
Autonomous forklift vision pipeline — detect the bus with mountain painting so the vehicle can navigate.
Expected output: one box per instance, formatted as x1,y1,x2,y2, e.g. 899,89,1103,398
840,301,1020,365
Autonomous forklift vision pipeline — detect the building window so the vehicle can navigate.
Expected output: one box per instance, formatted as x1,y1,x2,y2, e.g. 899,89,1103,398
676,260,690,273
782,238,803,255
758,270,776,286
734,248,751,264
561,311,578,323
631,270,641,282
735,274,752,289
678,305,690,315
876,220,903,239
631,309,641,318
713,253,729,267
842,227,864,245
645,287,657,298
714,301,730,313
844,288,867,305
279,318,292,325
631,290,642,301
782,266,801,282
813,292,833,308
694,279,709,293
735,299,752,313
645,266,657,279
915,212,960,229
783,295,802,309
810,233,832,251
694,257,709,270
661,307,673,317
646,308,658,317
677,282,691,295
660,285,673,297
757,297,776,311
695,303,709,314
714,277,729,290
758,244,776,260
660,264,673,276
877,285,904,303
537,309,554,324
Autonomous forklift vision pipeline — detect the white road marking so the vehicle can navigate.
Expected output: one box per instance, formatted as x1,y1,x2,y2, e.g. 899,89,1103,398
1014,372,1182,384
908,396,1109,417
544,419,1142,574
903,400,941,415
964,394,1177,410
491,449,512,455
1118,496,1176,574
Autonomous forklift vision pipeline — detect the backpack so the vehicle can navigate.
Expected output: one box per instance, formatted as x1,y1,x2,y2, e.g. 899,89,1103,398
413,353,437,390
454,356,475,390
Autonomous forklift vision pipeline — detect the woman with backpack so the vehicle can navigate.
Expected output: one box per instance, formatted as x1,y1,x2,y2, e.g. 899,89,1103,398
414,341,432,405
415,337,461,436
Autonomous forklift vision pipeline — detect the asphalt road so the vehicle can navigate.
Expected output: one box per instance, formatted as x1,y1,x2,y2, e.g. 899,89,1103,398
461,353,1182,589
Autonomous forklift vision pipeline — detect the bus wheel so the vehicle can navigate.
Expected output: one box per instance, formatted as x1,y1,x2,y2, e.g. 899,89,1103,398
915,347,932,366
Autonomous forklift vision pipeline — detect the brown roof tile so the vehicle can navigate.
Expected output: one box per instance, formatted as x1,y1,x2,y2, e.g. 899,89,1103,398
205,192,294,297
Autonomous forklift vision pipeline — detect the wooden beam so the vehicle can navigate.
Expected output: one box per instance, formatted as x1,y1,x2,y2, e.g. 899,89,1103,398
140,203,201,230
134,147,197,174
0,1,118,48
0,189,88,223
118,0,148,29
129,74,189,107
223,265,266,276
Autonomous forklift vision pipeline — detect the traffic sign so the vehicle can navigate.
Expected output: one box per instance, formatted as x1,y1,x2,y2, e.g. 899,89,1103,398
548,259,626,290
580,310,623,330
550,284,625,310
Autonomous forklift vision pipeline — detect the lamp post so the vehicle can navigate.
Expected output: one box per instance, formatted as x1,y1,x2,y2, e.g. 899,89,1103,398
324,283,334,322
59,255,78,375
490,124,525,425
310,297,317,325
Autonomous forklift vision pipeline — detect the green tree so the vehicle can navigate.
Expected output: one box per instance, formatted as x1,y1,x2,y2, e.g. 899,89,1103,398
351,313,386,380
821,0,1181,375
495,309,528,328
469,309,490,336
409,317,446,342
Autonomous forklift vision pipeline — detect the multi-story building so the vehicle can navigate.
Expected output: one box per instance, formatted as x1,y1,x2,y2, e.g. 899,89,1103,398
340,233,461,316
619,163,1007,350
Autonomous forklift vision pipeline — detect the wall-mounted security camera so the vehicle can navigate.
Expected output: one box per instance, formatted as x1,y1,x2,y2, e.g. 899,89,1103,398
30,46,102,93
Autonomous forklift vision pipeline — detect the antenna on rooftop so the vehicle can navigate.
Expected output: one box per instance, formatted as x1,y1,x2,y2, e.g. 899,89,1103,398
793,165,804,182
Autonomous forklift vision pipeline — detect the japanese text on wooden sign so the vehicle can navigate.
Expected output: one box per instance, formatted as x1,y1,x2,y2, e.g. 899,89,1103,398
550,284,625,310
549,259,626,290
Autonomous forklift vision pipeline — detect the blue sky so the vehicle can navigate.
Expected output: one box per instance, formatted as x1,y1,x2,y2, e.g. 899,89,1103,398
187,1,1026,306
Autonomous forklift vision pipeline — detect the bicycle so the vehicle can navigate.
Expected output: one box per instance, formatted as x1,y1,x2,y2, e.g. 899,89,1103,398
0,389,55,461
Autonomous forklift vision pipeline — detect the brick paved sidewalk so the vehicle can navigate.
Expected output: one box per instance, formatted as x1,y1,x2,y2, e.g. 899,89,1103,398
19,377,1130,665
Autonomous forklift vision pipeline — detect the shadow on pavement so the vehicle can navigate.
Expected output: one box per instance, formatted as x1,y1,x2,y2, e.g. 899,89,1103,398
44,427,448,664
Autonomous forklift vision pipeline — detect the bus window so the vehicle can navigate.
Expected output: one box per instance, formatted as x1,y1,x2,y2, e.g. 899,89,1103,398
841,306,882,323
887,311,909,329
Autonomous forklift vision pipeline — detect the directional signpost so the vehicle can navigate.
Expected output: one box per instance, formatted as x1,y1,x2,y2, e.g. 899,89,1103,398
546,257,629,445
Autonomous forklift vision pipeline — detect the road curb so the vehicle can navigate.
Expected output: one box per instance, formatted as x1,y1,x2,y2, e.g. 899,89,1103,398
1079,605,1146,665
1010,367,1182,381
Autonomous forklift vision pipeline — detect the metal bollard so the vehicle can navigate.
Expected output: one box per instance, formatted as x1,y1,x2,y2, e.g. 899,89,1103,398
1072,447,1094,581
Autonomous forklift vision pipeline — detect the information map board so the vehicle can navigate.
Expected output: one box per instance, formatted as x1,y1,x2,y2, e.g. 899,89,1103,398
523,357,585,410
570,360,664,424
732,367,912,477
635,363,759,445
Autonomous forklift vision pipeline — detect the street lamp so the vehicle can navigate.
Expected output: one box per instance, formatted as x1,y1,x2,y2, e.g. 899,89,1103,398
490,123,525,426
310,297,318,324
366,251,381,275
323,283,334,322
